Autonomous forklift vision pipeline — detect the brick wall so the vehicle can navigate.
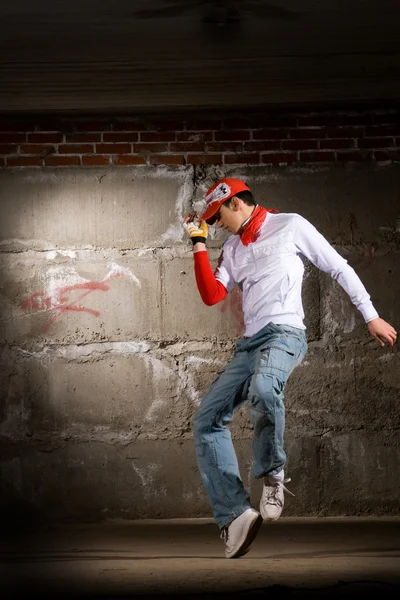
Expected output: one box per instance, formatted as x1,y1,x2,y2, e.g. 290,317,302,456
0,109,399,168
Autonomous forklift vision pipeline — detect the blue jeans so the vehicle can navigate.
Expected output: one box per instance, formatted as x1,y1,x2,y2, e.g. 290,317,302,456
193,322,307,529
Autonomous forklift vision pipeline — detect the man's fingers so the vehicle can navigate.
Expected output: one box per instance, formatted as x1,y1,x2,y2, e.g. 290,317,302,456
184,212,197,223
377,333,396,347
368,319,397,347
381,330,397,346
373,334,385,347
184,215,194,225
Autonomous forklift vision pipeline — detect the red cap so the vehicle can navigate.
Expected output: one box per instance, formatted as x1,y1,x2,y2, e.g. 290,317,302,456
200,177,251,224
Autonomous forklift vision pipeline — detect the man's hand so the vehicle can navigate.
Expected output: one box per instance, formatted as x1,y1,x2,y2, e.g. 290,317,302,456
368,317,397,347
184,214,208,246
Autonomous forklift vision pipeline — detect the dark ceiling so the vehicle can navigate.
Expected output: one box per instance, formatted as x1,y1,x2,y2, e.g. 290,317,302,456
1,0,400,114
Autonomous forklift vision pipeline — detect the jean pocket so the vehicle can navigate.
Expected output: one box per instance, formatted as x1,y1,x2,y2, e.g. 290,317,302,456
258,345,296,378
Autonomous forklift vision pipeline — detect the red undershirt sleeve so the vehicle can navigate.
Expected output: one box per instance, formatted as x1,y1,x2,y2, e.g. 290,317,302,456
193,250,227,306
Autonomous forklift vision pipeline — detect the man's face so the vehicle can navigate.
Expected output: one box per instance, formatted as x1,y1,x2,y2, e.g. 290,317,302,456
215,199,243,235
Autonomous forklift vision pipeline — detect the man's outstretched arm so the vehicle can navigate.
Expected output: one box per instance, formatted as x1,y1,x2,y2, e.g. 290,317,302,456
294,214,397,347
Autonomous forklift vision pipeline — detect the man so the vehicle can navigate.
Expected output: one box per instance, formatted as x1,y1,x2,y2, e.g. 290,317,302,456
184,177,397,559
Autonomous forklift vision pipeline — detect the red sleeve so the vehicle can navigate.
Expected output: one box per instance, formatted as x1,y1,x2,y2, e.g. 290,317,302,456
193,250,227,306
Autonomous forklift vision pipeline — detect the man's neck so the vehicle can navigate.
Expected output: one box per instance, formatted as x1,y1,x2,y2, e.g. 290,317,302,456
239,204,258,232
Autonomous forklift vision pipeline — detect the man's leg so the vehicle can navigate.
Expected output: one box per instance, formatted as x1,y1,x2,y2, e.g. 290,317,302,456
246,324,307,519
193,342,253,530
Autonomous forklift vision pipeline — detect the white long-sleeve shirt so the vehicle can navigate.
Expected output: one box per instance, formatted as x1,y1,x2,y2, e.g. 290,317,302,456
215,212,378,337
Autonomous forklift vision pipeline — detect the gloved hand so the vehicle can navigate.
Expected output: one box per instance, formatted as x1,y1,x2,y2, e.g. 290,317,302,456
184,214,208,246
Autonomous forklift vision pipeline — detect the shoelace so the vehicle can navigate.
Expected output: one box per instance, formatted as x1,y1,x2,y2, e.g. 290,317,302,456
265,477,295,506
220,527,228,542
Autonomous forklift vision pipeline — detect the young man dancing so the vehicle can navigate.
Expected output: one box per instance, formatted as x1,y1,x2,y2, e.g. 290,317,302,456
184,177,397,559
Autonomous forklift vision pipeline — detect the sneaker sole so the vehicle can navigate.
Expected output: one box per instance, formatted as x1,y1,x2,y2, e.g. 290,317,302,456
227,513,263,559
260,508,282,522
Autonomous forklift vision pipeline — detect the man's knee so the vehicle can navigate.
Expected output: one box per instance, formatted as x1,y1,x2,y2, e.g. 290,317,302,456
193,400,227,439
248,374,284,415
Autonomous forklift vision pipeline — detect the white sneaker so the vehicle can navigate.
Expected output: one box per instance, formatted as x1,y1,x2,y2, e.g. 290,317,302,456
260,471,295,521
220,508,262,559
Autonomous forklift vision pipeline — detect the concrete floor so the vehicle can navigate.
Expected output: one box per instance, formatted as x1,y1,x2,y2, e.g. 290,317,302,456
1,517,400,599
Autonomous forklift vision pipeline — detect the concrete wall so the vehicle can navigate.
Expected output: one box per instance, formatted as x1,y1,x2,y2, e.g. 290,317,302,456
1,126,399,521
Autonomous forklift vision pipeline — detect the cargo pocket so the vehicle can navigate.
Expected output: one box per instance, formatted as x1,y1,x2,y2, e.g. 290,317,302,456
258,344,296,381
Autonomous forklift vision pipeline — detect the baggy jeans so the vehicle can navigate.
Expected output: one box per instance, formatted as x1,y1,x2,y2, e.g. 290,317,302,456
193,322,307,529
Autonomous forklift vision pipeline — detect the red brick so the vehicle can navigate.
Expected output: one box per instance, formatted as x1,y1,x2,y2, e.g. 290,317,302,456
112,120,146,131
7,157,42,166
147,119,185,131
20,144,55,155
244,141,281,152
373,150,400,161
206,142,243,153
325,127,365,138
149,155,185,165
299,151,335,162
134,143,169,153
282,140,318,150
257,116,297,128
0,144,16,154
252,129,287,140
177,131,213,142
289,128,325,139
0,133,26,143
58,144,94,154
74,121,111,132
44,156,80,166
357,137,394,149
141,132,176,142
170,142,204,153
113,155,146,165
103,133,139,143
96,143,132,154
28,133,63,143
215,130,250,141
186,154,223,165
186,120,222,130
66,133,102,143
224,154,260,165
320,139,355,150
82,156,111,166
260,152,297,164
336,151,373,162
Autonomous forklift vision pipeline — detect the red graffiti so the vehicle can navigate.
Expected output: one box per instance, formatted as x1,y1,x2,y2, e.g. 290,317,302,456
20,274,121,332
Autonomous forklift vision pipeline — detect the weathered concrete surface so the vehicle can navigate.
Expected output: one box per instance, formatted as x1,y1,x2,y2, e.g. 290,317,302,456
0,167,193,250
0,164,399,521
1,518,400,599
